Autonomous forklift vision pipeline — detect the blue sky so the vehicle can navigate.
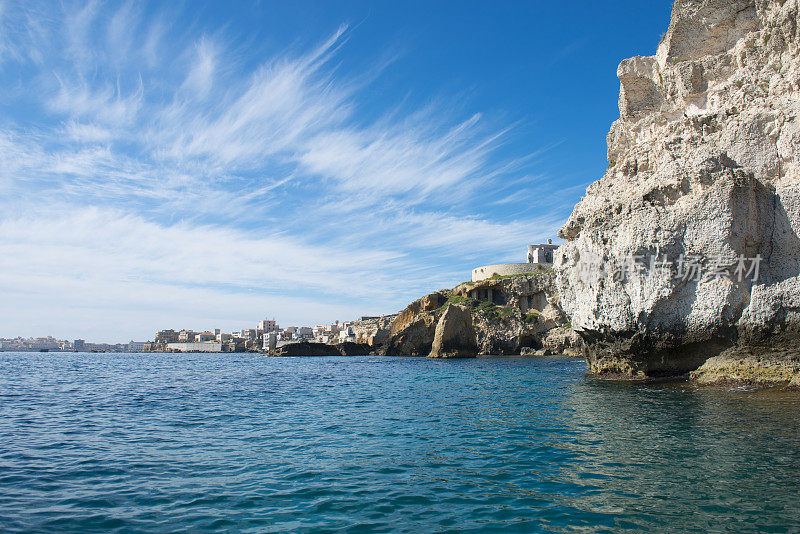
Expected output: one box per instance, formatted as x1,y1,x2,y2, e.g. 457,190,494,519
0,0,672,342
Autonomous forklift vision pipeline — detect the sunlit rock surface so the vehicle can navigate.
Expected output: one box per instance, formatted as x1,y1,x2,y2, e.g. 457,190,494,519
383,273,579,357
556,0,800,383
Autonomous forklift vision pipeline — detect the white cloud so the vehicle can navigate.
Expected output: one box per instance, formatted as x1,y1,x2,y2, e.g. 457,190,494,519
142,16,166,68
63,120,113,142
156,34,354,169
181,36,217,99
0,207,410,341
64,0,101,68
49,75,143,126
0,1,573,342
298,112,499,200
105,1,139,65
0,207,413,296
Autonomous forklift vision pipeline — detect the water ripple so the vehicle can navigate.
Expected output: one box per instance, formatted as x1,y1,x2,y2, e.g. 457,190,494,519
0,352,799,532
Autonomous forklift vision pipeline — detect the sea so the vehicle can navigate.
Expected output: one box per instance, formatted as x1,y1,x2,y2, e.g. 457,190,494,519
1,351,799,533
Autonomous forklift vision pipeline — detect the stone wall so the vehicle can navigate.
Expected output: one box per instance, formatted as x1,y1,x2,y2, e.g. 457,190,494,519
471,262,551,282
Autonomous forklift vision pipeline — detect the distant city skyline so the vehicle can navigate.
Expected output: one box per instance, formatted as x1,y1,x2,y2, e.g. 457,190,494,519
0,1,672,342
0,312,391,351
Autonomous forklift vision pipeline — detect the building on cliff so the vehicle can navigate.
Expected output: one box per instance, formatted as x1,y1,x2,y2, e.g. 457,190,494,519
527,240,558,264
471,241,557,282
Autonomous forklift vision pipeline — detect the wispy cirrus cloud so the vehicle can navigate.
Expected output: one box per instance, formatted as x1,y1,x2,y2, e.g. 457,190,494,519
181,36,218,99
0,0,569,341
49,75,144,126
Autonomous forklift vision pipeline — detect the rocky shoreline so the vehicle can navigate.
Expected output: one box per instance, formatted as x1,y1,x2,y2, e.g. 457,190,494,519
269,341,373,357
379,272,582,358
276,0,800,388
271,272,582,360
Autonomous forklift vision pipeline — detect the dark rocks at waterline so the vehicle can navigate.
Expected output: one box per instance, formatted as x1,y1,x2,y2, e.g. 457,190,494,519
269,341,373,357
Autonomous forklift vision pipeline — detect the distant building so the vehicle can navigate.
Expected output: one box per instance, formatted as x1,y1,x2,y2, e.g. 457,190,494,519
527,239,558,264
257,319,279,333
30,337,60,350
178,330,196,342
127,341,148,352
295,327,314,339
471,240,559,282
338,326,355,343
74,339,86,351
155,330,179,344
263,332,278,351
195,331,215,342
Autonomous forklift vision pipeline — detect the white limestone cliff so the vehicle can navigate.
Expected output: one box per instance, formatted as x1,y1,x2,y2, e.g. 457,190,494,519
556,0,800,381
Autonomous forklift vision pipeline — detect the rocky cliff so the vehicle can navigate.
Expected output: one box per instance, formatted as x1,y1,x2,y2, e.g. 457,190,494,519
349,315,397,346
556,0,800,383
382,273,580,357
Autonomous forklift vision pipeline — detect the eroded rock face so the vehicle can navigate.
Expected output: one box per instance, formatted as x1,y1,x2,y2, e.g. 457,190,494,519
383,291,448,356
349,315,397,346
429,304,478,358
541,327,584,357
383,273,577,357
556,0,800,381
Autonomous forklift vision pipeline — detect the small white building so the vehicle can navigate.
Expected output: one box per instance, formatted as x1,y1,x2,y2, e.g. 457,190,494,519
338,326,355,343
527,239,558,264
178,330,196,342
195,332,216,342
263,332,278,351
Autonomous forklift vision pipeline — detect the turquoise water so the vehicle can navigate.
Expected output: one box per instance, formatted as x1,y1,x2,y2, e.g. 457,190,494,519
1,352,799,533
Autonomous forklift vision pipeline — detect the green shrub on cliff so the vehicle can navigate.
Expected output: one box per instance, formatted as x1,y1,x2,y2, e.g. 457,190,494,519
437,295,477,313
524,311,540,324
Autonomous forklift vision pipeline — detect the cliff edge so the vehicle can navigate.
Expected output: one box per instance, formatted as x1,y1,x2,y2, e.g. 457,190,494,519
382,272,580,358
556,0,800,384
